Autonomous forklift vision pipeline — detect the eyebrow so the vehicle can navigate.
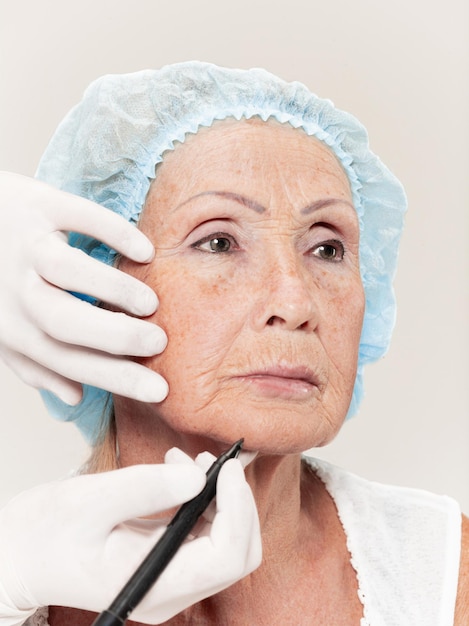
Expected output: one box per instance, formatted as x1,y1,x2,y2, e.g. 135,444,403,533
175,191,354,215
175,191,266,213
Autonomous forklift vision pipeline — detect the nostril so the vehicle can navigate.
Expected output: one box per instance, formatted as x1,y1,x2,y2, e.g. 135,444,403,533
265,314,311,330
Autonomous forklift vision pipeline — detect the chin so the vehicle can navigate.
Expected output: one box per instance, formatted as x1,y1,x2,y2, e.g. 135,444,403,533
166,404,346,457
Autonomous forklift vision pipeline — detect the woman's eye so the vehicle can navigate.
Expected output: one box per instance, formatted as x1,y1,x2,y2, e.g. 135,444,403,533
192,233,236,253
311,239,345,262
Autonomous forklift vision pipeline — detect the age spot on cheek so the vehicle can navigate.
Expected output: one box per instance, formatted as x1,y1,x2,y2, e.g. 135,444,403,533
208,280,229,297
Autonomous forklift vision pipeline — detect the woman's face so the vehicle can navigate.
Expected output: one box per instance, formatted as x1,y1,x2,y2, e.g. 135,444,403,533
119,119,365,454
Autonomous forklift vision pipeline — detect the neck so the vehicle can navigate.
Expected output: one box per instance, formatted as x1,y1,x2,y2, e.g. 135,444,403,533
108,398,337,622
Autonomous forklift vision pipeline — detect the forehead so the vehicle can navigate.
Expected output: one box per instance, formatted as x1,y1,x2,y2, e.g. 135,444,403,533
147,117,352,208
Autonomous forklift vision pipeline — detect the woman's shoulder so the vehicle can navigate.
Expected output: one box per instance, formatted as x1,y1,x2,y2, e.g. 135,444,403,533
304,456,462,625
455,514,469,625
304,455,461,515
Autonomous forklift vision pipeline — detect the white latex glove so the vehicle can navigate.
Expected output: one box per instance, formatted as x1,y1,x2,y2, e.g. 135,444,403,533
0,171,168,406
0,451,261,625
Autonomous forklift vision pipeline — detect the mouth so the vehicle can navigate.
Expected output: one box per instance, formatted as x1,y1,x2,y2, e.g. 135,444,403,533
235,365,320,400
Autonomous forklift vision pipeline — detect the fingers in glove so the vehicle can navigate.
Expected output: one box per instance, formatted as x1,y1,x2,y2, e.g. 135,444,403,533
164,448,196,465
2,316,168,402
211,459,262,572
25,282,167,357
36,342,169,402
133,459,261,623
32,235,157,316
0,347,83,405
24,179,155,263
78,465,207,532
0,463,206,613
1,334,168,403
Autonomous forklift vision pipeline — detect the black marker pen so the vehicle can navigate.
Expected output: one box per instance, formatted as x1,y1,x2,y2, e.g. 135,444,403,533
91,438,244,626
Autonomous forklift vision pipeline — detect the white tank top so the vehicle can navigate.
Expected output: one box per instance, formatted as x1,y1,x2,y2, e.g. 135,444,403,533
26,458,461,626
305,457,461,626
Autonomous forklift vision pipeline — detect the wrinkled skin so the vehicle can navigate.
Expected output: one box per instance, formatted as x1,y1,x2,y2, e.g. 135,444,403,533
116,118,365,459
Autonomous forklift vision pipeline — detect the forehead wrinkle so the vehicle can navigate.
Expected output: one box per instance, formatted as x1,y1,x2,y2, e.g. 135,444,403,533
174,190,266,213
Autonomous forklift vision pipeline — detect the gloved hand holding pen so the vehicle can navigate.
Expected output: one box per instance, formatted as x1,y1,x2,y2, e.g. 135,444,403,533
0,449,261,625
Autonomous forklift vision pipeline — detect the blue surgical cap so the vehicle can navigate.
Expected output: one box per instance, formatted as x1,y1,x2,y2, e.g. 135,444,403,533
36,61,407,444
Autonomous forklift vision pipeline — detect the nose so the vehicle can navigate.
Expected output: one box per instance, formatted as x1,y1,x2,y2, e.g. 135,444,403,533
251,253,319,332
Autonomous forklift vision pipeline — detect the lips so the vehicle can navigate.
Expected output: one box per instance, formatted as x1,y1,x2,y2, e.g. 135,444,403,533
234,364,321,399
246,366,318,386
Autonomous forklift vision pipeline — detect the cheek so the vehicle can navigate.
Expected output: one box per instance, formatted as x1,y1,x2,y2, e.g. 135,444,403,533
143,262,245,379
325,276,365,374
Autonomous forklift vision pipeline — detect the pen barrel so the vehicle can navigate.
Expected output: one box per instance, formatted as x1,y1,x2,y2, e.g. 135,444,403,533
90,439,243,626
101,462,221,622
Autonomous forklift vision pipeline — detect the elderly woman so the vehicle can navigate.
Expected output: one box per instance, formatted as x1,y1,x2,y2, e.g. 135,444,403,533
0,62,467,625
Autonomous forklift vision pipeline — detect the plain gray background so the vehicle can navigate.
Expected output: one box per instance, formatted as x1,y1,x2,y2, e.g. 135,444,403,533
0,0,468,510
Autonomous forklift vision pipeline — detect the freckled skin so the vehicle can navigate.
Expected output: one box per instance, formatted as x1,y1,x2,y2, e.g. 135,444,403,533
116,118,365,458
